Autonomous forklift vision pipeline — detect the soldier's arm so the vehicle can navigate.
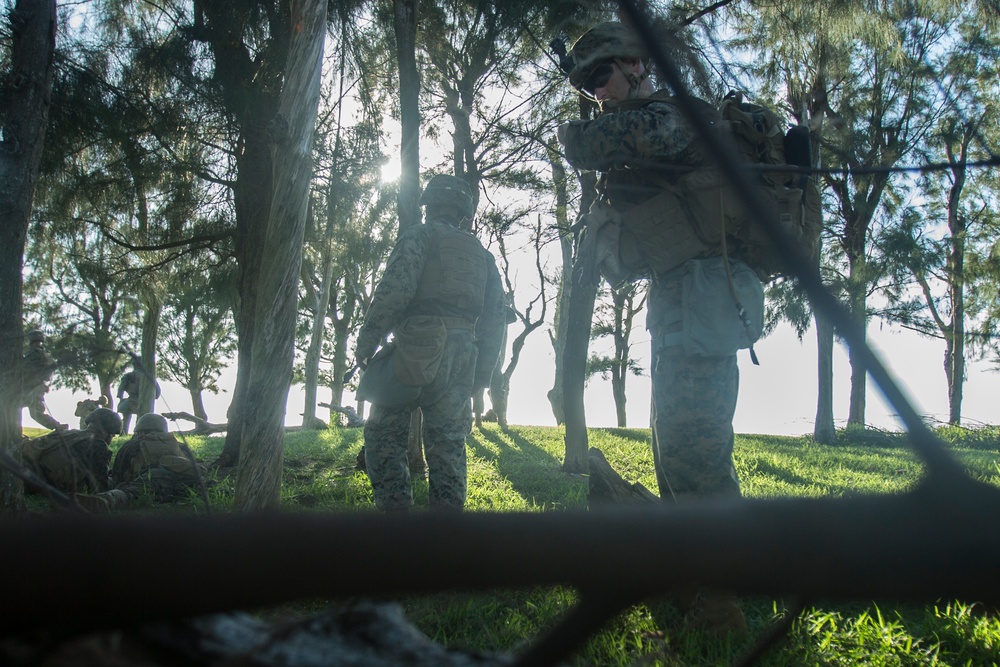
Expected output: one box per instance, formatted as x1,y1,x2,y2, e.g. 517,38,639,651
354,227,431,363
558,102,696,171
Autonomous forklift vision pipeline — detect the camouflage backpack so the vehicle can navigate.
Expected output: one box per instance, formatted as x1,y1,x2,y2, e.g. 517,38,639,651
715,90,823,280
19,431,112,494
581,91,823,285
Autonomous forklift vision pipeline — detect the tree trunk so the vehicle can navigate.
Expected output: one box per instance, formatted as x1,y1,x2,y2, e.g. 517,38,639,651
546,143,571,426
846,278,867,427
946,149,968,426
0,0,55,515
303,252,335,429
587,448,658,507
218,131,275,467
562,161,598,473
562,256,597,473
393,0,420,233
190,389,208,423
233,0,327,511
138,293,162,416
814,309,837,444
330,293,352,409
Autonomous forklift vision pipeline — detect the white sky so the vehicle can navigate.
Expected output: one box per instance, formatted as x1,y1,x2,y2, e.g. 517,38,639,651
35,317,1000,436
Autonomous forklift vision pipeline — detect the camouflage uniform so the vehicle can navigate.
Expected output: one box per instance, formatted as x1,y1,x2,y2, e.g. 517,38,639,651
21,338,62,430
116,370,140,434
357,217,505,512
559,93,746,503
89,431,201,509
19,429,113,494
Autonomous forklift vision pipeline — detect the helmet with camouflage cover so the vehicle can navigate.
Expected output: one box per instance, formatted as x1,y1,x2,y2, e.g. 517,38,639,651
26,329,45,343
85,407,123,437
134,412,168,433
419,174,476,223
566,22,648,91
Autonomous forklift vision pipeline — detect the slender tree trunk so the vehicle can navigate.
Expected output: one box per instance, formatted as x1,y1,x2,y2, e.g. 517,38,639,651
814,309,836,443
846,269,867,427
547,144,571,426
330,292,353,409
0,0,55,515
562,171,598,473
138,294,161,416
946,149,968,426
233,0,326,511
190,389,208,423
393,0,420,233
303,253,334,429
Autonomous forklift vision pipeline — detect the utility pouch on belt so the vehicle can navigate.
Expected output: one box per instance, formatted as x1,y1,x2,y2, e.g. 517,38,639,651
680,257,764,357
393,315,448,386
356,344,421,407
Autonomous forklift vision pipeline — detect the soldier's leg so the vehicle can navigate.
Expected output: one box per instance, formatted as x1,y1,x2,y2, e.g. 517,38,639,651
363,404,415,512
121,411,133,435
651,349,740,502
421,382,473,512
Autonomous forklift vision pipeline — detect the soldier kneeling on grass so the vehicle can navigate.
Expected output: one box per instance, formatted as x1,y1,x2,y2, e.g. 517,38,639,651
79,412,204,512
19,407,120,495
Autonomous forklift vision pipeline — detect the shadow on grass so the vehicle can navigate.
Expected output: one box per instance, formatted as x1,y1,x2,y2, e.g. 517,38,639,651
598,427,650,444
467,425,587,509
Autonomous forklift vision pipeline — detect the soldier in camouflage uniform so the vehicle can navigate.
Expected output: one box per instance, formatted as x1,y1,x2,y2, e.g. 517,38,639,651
21,329,66,430
557,22,761,635
19,407,121,494
116,367,140,434
79,412,203,512
355,175,506,512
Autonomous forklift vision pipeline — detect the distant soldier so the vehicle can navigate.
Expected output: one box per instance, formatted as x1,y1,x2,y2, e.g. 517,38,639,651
18,407,121,495
80,413,203,512
116,362,161,435
75,395,110,429
21,329,66,430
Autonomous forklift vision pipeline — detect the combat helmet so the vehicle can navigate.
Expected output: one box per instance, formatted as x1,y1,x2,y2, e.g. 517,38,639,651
419,174,476,223
85,407,123,437
134,412,169,433
566,22,648,91
26,329,45,343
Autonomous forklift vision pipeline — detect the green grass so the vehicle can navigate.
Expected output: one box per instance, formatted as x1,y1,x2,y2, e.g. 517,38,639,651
18,422,1000,665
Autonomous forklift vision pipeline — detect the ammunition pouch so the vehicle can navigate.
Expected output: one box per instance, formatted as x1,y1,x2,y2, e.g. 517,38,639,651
356,344,421,408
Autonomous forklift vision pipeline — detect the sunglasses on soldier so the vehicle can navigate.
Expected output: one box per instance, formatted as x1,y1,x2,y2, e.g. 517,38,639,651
581,61,616,95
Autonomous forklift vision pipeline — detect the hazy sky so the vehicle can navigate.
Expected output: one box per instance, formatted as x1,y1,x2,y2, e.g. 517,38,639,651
37,318,1000,436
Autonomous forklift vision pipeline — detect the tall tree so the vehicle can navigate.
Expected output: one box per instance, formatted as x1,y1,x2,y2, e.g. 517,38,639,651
159,260,237,421
232,0,327,511
587,282,646,427
393,0,421,232
0,0,56,515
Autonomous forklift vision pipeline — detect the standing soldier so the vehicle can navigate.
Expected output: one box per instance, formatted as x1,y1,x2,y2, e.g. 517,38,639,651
116,360,161,435
354,175,506,512
116,365,140,435
557,22,767,635
21,329,66,430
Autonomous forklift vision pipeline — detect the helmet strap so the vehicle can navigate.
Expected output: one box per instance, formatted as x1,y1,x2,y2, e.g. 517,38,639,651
614,57,646,98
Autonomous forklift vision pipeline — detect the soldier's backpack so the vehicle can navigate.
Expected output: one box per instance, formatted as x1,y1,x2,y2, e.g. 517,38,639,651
580,90,822,285
19,431,112,493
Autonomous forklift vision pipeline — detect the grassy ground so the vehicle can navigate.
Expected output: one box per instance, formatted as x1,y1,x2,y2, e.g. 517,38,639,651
20,422,1000,665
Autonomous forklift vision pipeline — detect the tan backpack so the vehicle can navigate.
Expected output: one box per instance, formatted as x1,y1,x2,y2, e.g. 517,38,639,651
580,91,823,285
